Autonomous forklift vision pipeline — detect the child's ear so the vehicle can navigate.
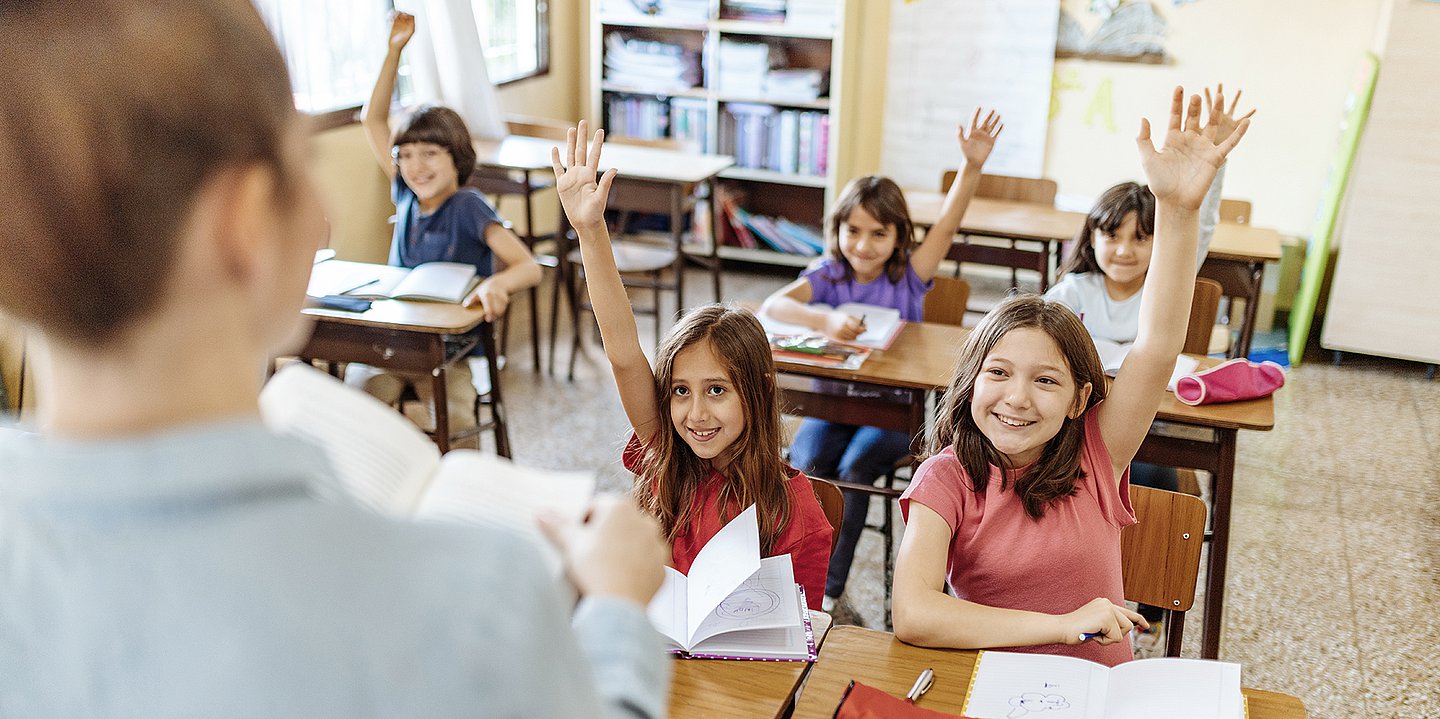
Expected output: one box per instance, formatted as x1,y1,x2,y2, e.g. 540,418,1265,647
1069,382,1094,419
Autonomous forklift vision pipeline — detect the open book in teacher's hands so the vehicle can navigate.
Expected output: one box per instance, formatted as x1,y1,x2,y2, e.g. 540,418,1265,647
259,364,595,570
308,260,480,304
646,505,816,661
962,650,1243,719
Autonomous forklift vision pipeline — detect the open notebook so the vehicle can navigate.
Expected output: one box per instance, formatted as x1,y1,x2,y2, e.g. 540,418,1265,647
259,364,594,569
759,302,904,350
308,260,480,304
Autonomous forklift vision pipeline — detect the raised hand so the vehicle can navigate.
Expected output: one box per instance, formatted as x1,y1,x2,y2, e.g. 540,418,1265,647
1137,87,1249,211
958,107,1005,168
550,119,619,235
1202,83,1255,147
387,12,415,52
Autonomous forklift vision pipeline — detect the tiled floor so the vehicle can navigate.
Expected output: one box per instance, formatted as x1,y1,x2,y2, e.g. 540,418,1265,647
495,265,1440,718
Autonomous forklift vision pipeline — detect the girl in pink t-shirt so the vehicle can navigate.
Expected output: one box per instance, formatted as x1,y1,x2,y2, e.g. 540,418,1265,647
892,88,1250,666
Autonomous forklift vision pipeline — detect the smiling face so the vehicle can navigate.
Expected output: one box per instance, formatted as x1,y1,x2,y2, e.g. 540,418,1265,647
838,205,899,283
668,339,747,466
1092,211,1152,296
393,141,460,209
969,326,1092,467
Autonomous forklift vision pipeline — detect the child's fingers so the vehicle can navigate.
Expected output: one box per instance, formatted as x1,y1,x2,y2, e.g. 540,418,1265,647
970,106,981,131
596,167,619,199
1231,89,1246,115
1237,108,1256,123
550,146,565,178
576,119,589,169
587,128,606,170
536,511,576,553
993,121,1004,139
1168,86,1184,132
1184,93,1203,134
565,126,577,168
1135,117,1153,148
1215,117,1251,157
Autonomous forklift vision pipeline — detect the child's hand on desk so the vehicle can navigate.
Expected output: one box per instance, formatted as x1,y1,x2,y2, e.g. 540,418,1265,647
539,496,668,607
1137,87,1250,212
551,119,618,237
1057,597,1148,646
824,312,865,342
957,107,1004,168
465,279,508,322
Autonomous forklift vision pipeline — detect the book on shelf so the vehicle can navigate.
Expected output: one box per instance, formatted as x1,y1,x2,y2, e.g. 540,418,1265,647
721,104,828,177
962,650,1243,719
603,32,701,93
307,260,479,304
719,0,787,23
760,302,904,350
600,0,709,24
717,40,772,97
259,364,596,570
646,505,817,661
764,68,825,102
785,0,838,30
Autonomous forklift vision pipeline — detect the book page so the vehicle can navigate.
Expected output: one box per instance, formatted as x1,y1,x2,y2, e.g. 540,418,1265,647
962,651,1107,719
306,261,405,299
833,303,904,349
1106,658,1242,719
1093,338,1130,375
390,262,479,303
683,505,762,641
689,581,811,660
260,364,438,515
688,555,802,647
645,566,690,648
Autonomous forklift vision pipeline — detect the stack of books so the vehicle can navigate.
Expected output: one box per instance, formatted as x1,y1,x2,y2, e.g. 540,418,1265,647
716,40,771,97
720,0,787,22
603,32,701,93
719,104,829,177
785,0,838,31
600,0,709,23
764,68,825,102
718,191,824,256
605,95,672,141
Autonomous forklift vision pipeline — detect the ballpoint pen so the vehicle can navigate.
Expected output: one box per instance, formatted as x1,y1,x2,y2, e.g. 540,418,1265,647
1079,631,1106,642
337,278,380,295
904,667,934,704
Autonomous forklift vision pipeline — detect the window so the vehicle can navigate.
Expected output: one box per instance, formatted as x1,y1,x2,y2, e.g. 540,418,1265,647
476,0,549,85
253,0,403,115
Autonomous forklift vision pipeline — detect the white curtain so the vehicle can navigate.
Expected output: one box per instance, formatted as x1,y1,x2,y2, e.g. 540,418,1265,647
395,0,508,140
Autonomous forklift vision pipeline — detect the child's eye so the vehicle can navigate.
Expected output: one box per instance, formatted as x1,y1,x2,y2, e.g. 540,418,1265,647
672,386,690,397
986,368,1006,377
1037,377,1058,385
706,385,726,396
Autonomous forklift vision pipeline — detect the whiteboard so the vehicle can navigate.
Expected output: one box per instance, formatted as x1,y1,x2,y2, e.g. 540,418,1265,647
880,0,1060,190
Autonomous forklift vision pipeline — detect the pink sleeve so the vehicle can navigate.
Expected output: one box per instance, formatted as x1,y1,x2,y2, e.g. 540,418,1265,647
1081,407,1135,529
898,452,968,532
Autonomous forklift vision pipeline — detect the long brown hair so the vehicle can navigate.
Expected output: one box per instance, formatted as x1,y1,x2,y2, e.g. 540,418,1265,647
821,175,915,285
1058,181,1156,277
929,294,1107,519
635,304,793,553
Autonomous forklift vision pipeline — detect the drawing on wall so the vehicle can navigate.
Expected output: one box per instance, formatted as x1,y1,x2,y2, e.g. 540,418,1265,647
716,582,782,619
1057,1,1168,62
1083,77,1117,132
1007,691,1072,718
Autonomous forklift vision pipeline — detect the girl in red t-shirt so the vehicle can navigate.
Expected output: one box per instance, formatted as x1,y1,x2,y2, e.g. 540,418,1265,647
551,123,832,609
893,88,1250,665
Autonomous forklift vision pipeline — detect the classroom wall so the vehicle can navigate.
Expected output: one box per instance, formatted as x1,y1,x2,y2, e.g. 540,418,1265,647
1045,0,1386,238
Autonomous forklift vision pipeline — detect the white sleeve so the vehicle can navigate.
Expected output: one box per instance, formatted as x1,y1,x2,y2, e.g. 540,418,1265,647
1196,163,1226,267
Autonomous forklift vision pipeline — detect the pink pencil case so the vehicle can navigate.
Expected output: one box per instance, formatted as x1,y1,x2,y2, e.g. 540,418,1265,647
1174,358,1286,406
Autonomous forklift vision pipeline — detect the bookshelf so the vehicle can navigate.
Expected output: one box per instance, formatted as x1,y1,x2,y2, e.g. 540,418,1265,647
589,0,859,266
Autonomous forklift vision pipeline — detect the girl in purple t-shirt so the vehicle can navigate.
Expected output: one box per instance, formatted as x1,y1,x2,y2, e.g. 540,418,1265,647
891,88,1249,666
758,108,1003,610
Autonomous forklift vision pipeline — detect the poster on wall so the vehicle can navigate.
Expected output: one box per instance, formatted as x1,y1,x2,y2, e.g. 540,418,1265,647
880,0,1061,188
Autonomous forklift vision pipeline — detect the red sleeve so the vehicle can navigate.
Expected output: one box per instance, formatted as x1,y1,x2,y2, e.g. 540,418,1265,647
898,450,968,532
773,472,833,611
621,432,644,474
1079,405,1136,529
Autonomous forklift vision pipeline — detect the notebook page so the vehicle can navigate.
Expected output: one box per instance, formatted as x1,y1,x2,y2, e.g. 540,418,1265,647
962,651,1107,719
390,262,478,303
306,261,404,299
833,303,903,349
688,555,802,647
689,583,810,660
1106,658,1242,719
684,505,762,640
260,364,437,515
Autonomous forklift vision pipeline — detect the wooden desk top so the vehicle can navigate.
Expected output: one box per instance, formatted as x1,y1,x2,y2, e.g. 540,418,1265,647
473,134,735,184
905,191,1282,263
668,612,833,719
773,320,1275,432
303,260,486,334
792,626,1307,719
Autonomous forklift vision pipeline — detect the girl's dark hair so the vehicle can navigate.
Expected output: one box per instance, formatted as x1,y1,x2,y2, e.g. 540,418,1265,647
391,105,477,184
635,304,793,554
928,294,1106,519
823,175,915,285
1058,181,1156,276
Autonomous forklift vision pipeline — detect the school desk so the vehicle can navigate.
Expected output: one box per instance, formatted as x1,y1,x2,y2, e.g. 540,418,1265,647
298,261,508,456
905,190,1284,358
770,321,1276,659
790,626,1308,718
471,135,735,374
668,612,833,719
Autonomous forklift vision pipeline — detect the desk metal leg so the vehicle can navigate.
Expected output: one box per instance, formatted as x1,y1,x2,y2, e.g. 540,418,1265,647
432,366,450,454
1201,428,1237,660
1234,262,1263,359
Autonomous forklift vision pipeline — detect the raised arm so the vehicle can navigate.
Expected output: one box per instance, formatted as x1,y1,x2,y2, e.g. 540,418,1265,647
1099,87,1249,479
359,12,415,180
1195,84,1254,263
893,502,1145,649
909,108,1004,283
551,122,663,442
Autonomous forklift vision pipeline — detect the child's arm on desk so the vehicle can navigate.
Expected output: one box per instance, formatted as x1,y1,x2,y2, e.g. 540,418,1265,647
465,224,542,322
1101,88,1249,481
892,502,1146,649
360,11,414,180
759,278,867,341
909,108,1003,283
551,122,663,443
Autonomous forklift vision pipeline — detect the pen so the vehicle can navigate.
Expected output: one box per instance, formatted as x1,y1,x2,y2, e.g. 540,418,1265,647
338,278,380,295
856,314,867,332
1078,631,1106,642
904,667,934,704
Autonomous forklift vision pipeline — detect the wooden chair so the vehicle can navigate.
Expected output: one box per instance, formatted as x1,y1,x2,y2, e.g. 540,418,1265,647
1122,486,1207,657
922,275,971,326
940,171,1060,293
1218,198,1252,225
1186,277,1224,355
808,475,845,558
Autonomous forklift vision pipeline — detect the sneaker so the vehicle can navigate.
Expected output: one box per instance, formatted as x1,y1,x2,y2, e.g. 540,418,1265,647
821,594,838,613
1132,619,1165,658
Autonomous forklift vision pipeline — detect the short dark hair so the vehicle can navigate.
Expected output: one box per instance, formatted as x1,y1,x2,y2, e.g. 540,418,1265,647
1058,181,1156,276
0,0,295,346
824,175,915,285
392,105,477,184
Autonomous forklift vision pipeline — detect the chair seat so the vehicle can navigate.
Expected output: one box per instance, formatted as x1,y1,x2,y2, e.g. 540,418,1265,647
566,241,678,274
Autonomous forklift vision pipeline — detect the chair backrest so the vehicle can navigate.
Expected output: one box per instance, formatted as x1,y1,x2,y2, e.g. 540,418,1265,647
1218,198,1252,225
940,171,1058,205
1185,277,1224,355
808,475,845,558
1121,485,1206,616
923,276,971,326
505,114,569,140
